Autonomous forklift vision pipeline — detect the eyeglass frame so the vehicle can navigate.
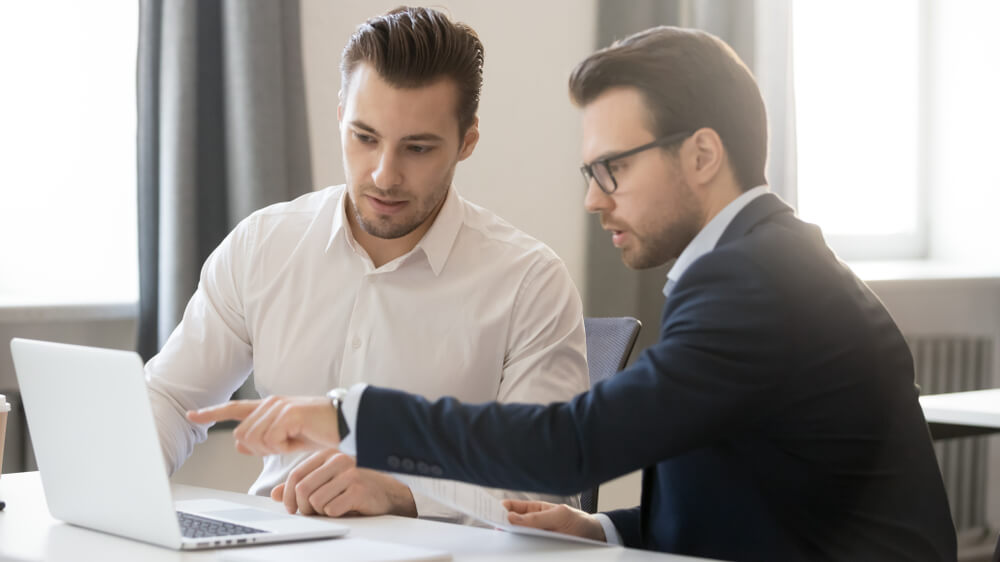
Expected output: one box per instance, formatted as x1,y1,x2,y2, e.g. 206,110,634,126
579,130,692,194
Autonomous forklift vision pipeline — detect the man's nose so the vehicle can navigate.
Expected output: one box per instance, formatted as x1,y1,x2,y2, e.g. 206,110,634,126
584,179,613,214
371,149,403,188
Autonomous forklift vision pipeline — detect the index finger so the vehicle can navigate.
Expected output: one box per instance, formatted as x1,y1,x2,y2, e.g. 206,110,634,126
186,400,261,424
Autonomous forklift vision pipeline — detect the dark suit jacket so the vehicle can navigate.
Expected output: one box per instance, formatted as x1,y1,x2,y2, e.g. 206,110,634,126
356,194,957,561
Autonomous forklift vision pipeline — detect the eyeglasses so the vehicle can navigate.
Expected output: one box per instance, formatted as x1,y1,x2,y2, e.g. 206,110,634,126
580,131,692,194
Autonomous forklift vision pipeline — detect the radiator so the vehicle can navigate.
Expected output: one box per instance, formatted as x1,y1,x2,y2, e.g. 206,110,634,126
909,335,993,533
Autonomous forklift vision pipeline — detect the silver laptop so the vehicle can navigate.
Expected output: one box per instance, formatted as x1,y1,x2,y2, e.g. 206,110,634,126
10,337,349,550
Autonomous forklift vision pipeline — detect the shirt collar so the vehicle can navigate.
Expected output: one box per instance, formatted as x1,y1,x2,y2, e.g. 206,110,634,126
664,185,769,296
325,185,464,277
326,186,351,253
412,187,464,276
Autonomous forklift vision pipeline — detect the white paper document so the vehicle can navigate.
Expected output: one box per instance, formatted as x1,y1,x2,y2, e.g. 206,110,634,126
217,537,450,561
393,474,611,547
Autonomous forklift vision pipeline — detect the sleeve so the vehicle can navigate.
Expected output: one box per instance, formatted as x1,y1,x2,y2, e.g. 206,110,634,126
409,256,590,524
354,249,792,498
603,508,640,547
145,218,256,475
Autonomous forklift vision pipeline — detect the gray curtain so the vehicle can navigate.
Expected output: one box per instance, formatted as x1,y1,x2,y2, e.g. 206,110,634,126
586,0,796,357
137,0,312,361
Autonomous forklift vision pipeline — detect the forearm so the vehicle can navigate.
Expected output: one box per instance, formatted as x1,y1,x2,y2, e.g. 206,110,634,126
145,262,253,473
355,388,595,496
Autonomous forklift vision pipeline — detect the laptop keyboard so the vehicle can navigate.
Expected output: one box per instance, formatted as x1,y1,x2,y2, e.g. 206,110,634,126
177,511,268,538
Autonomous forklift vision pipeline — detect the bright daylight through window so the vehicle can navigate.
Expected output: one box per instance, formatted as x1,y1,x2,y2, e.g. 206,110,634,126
793,0,922,260
0,2,138,305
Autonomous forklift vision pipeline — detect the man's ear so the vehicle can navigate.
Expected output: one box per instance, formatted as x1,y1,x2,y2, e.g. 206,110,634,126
337,102,344,124
458,117,480,161
684,127,726,185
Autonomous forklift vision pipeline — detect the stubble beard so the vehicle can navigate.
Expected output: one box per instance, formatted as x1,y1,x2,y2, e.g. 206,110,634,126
623,180,703,270
349,181,450,240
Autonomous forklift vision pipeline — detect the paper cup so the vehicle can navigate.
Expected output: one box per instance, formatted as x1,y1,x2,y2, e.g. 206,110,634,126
0,394,9,478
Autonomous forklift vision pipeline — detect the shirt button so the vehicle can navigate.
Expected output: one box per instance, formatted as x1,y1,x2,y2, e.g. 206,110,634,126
387,456,401,470
401,458,415,472
416,461,429,474
352,336,361,349
430,465,444,477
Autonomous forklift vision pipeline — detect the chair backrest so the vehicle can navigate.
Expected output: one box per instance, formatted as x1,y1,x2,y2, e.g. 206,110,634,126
579,316,641,514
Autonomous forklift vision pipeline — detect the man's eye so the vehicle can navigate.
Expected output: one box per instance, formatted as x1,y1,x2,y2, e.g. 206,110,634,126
607,160,626,174
407,145,433,154
353,132,376,144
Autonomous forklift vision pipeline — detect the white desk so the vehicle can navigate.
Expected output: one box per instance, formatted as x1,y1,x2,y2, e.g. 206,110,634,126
920,389,1000,439
0,472,702,561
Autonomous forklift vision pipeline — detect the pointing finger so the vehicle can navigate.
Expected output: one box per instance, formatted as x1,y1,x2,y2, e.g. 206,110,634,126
187,400,261,424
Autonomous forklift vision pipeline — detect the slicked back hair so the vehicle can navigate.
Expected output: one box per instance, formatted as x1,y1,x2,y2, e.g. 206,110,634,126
341,6,484,135
569,26,767,191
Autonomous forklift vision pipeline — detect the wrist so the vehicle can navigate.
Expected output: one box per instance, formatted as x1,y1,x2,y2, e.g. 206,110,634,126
589,515,608,542
392,485,418,518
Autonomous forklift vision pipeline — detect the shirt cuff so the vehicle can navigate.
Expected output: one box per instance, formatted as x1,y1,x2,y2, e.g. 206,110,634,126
336,383,367,456
594,513,623,546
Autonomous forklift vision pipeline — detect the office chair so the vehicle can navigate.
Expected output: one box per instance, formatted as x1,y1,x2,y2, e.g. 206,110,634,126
993,531,1000,562
579,316,642,514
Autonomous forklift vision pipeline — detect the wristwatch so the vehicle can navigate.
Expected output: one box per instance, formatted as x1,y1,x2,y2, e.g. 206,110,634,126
326,387,351,440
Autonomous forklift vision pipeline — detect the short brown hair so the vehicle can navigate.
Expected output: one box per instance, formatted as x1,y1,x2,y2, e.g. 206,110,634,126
341,6,484,135
569,26,767,190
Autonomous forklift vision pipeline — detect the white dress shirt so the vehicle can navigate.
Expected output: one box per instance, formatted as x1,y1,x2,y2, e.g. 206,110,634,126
594,184,769,545
145,184,589,522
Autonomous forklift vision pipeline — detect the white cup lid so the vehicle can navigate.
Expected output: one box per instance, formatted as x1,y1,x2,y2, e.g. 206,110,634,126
0,394,9,412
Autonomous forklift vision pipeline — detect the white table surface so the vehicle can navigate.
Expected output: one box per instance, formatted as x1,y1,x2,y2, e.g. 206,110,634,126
0,472,705,561
920,388,1000,429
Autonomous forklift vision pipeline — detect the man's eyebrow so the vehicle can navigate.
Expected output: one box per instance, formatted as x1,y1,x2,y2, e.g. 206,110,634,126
348,120,444,143
402,133,444,143
349,120,378,135
586,149,625,164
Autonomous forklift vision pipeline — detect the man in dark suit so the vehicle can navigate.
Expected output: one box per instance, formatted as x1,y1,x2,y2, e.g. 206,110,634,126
191,26,957,561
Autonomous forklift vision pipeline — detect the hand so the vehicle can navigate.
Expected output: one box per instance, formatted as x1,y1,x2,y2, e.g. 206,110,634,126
503,499,607,542
187,396,341,455
270,449,417,518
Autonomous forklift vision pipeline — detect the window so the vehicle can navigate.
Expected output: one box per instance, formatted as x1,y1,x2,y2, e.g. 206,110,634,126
0,2,138,305
793,0,923,260
793,1,1000,264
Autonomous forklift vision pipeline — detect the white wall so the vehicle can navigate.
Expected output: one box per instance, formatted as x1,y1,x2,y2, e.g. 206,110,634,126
300,0,596,291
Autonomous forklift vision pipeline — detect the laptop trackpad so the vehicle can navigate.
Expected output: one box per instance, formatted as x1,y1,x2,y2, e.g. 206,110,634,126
176,498,347,535
177,499,288,522
204,508,284,522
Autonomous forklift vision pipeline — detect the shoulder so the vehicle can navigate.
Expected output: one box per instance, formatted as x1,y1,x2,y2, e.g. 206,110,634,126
453,195,565,273
670,212,868,338
226,185,342,247
244,185,341,231
685,210,837,294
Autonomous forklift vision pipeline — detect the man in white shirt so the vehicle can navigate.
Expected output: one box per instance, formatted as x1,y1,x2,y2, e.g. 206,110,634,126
146,6,588,523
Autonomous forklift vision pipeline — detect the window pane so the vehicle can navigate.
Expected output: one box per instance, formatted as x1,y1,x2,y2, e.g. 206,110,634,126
928,0,1000,262
793,0,920,238
0,2,138,304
